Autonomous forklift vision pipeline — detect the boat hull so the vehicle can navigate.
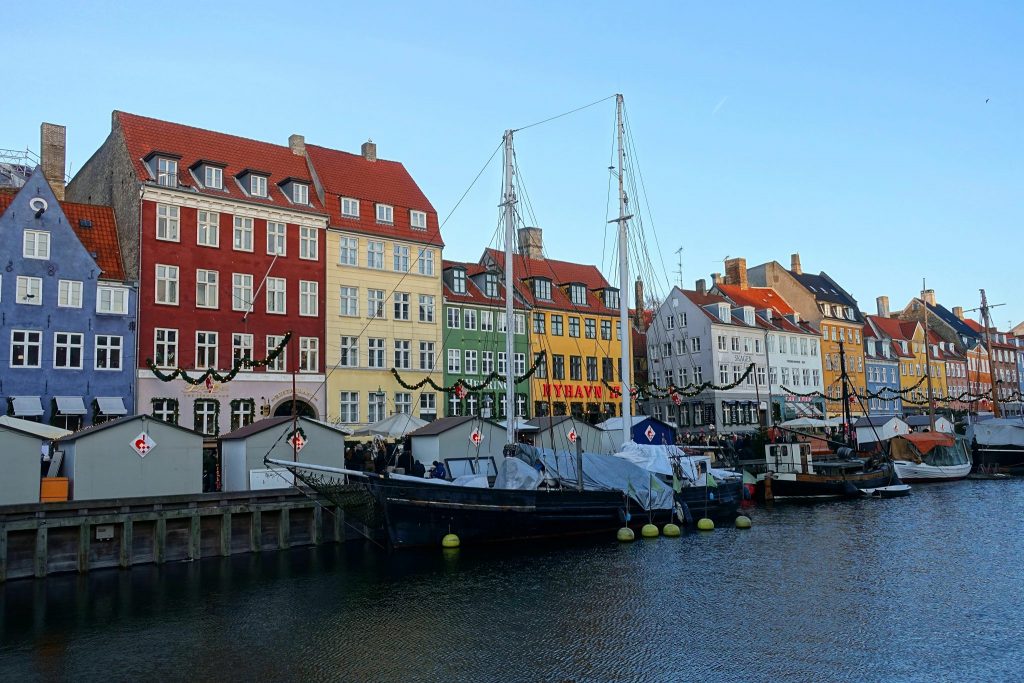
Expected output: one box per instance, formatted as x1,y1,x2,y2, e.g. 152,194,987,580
674,481,745,522
893,460,971,483
757,466,899,501
972,447,1024,475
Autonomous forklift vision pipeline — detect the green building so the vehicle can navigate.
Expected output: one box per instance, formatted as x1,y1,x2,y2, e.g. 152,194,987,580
442,261,531,419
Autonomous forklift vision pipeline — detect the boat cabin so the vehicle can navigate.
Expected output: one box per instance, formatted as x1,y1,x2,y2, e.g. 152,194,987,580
766,442,816,475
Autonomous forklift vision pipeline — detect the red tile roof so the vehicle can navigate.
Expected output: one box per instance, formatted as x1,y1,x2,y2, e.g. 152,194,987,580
306,143,442,247
963,319,984,333
115,111,327,216
484,249,616,314
441,259,526,309
716,284,795,315
0,190,125,280
868,315,920,342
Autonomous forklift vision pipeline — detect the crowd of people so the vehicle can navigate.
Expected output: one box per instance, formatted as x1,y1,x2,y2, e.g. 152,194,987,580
343,436,448,479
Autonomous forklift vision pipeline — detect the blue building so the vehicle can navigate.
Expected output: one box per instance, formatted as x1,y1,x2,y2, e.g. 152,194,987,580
864,324,901,416
0,167,137,429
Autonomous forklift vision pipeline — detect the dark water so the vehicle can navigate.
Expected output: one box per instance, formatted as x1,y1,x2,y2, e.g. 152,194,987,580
2,480,1022,682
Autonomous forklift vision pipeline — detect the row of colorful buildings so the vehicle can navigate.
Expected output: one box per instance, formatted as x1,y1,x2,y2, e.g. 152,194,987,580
3,116,1022,438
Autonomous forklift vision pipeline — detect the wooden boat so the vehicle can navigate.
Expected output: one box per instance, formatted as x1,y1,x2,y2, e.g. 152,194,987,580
752,442,901,500
890,432,971,482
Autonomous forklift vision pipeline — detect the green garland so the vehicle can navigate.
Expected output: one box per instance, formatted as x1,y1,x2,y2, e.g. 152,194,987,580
147,332,292,385
609,362,756,400
392,351,547,394
151,397,180,425
229,398,257,431
194,398,221,436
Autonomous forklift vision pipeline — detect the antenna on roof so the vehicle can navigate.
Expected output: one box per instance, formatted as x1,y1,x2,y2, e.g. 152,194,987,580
674,246,684,288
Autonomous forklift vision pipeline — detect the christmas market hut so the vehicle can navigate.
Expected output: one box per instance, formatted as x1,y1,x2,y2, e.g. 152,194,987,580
597,415,677,447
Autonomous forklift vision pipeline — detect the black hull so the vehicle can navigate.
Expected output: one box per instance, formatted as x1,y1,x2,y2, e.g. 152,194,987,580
757,466,899,501
675,481,745,522
366,477,628,549
972,447,1024,475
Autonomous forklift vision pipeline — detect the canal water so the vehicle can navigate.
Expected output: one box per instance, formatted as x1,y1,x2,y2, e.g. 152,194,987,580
2,479,1022,682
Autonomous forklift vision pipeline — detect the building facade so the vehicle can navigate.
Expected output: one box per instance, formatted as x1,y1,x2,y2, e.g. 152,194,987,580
1,165,136,429
863,323,902,416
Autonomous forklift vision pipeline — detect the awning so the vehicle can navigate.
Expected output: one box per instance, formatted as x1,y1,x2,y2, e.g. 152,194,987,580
55,396,87,415
11,396,44,417
96,396,128,416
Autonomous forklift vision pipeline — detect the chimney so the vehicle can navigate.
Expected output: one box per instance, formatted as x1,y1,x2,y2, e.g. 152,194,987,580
40,122,66,200
790,253,802,275
633,278,644,328
953,306,964,320
361,139,377,162
288,134,306,156
876,296,890,318
695,278,707,295
724,257,749,290
922,289,936,306
711,272,722,286
517,227,544,259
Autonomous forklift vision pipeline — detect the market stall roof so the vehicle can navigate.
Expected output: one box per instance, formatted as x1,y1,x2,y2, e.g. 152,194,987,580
351,413,428,438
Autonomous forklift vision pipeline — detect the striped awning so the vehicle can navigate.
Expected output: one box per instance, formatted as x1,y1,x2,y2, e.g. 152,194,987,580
55,396,87,415
95,396,128,416
11,396,44,417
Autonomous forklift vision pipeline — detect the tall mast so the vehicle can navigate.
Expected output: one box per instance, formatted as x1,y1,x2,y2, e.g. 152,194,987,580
839,339,851,444
921,280,936,430
502,129,517,445
980,288,1000,418
615,94,633,446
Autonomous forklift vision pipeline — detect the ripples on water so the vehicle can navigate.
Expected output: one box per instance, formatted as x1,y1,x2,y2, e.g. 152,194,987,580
2,480,1022,682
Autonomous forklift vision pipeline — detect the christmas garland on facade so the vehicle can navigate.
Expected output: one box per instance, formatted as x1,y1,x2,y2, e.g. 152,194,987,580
778,377,1023,406
392,351,547,394
609,363,756,400
147,332,292,385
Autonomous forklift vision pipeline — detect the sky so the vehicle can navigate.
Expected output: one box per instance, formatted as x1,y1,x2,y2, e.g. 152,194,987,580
5,1,1022,329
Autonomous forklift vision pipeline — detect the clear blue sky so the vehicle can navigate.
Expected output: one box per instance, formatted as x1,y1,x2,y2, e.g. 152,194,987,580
6,1,1022,328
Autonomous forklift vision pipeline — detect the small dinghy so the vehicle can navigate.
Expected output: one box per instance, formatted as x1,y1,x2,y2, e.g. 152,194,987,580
861,484,912,498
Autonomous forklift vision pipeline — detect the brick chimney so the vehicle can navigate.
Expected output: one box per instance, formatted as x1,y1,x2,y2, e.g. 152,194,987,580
517,227,544,259
361,139,377,162
790,253,802,275
921,289,936,306
288,134,305,156
711,272,722,287
876,296,890,318
695,278,706,295
40,122,66,200
724,257,748,289
633,278,644,328
953,306,964,320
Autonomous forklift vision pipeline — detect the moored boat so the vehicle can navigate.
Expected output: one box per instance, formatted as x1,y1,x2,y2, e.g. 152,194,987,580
751,442,901,500
968,418,1024,475
890,432,971,482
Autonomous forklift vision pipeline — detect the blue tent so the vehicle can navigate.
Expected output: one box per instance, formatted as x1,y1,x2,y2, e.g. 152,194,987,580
596,415,677,445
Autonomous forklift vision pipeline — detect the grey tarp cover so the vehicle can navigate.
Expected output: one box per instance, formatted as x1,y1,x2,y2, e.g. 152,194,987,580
614,442,742,485
968,418,1024,448
493,456,542,490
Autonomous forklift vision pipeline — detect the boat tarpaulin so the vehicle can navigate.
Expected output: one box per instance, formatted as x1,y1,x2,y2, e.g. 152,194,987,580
615,443,741,485
969,419,1024,448
96,397,128,416
11,396,43,417
895,432,954,455
493,456,542,490
55,396,87,415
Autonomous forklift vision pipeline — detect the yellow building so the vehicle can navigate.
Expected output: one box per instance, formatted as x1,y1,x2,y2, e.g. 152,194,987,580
306,141,444,427
483,230,628,422
867,317,948,411
818,316,868,417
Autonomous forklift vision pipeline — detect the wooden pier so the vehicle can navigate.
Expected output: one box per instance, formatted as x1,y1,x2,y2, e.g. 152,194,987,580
0,489,356,582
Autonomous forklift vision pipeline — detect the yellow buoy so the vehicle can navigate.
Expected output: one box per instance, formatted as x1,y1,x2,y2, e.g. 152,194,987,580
441,533,460,548
617,527,635,542
735,515,752,529
662,523,681,537
641,523,660,538
697,518,715,531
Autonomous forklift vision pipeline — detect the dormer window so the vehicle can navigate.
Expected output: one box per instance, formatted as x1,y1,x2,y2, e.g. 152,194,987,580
250,174,267,198
452,269,467,294
605,289,620,309
718,303,731,321
376,204,394,224
341,197,360,218
485,272,499,298
410,210,427,230
156,158,178,187
534,278,552,301
569,284,587,306
204,165,223,190
293,183,309,205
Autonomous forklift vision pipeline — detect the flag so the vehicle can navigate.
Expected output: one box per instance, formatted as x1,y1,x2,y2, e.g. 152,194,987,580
672,473,682,493
705,471,718,488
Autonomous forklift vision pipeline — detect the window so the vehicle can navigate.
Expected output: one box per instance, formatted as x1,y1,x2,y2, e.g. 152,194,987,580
464,350,478,374
368,290,385,319
250,175,267,197
197,210,219,247
156,157,177,187
514,314,526,335
718,335,727,351
420,393,437,418
152,398,178,425
266,278,286,314
367,338,385,368
194,400,218,435
23,230,50,259
484,272,499,298
690,337,701,352
368,392,386,423
447,307,461,329
394,392,412,415
533,313,546,334
156,204,179,241
602,357,614,381
196,331,218,368
586,356,598,381
393,244,410,271
155,265,178,305
676,339,687,355
376,204,394,224
232,333,253,370
204,166,222,190
452,269,467,294
367,240,384,269
569,284,587,306
393,292,410,320
601,320,612,340
552,354,565,380
666,315,676,330
720,364,729,383
52,332,83,369
551,315,564,336
463,308,476,329
57,280,83,308
534,279,552,301
338,335,359,368
417,248,434,275
606,289,620,309
498,312,508,333
743,338,751,353
95,335,122,370
340,286,358,316
232,274,253,312
299,280,318,316
266,221,286,256
585,319,596,339
339,237,358,265
447,349,461,373
339,392,359,423
480,310,494,332
419,341,435,370
416,295,436,323
568,317,580,338
341,197,360,218
97,286,129,314
154,328,178,368
410,210,427,230
481,351,494,374
293,183,309,205
231,399,255,430
10,330,42,367
299,337,319,372
300,226,318,260
731,336,740,351
196,269,219,309
233,216,253,251
498,352,508,375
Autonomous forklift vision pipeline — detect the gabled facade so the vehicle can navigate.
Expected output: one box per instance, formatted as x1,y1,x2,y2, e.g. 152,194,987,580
441,260,530,419
866,314,948,415
862,323,901,416
68,112,330,437
0,167,136,429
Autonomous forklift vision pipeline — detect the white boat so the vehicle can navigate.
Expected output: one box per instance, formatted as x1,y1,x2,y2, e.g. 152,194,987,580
890,432,971,483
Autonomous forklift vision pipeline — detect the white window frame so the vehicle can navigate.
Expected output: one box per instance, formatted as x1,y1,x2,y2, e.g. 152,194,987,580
156,157,177,187
394,292,411,321
156,203,180,242
367,240,384,269
339,336,359,368
196,331,219,369
266,335,286,372
448,348,461,374
232,273,253,312
195,399,218,435
464,350,478,375
393,244,410,272
96,286,128,314
299,280,318,317
154,328,178,368
410,210,427,230
94,334,123,371
232,333,254,370
452,269,466,294
376,203,394,224
204,165,223,190
195,269,219,309
419,341,435,370
266,221,287,256
341,197,360,218
339,391,360,423
339,236,358,266
419,295,435,323
233,216,254,252
266,277,286,314
10,330,42,368
155,264,179,305
339,286,359,316
368,289,386,319
293,183,309,205
250,175,267,198
52,332,84,370
197,210,220,247
299,337,319,372
394,339,411,369
57,280,83,308
299,226,318,261
367,338,385,368
417,248,434,275
23,230,50,259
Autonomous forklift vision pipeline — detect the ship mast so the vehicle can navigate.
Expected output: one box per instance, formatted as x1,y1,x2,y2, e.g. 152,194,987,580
502,129,517,445
614,94,634,446
979,288,1001,419
921,280,936,431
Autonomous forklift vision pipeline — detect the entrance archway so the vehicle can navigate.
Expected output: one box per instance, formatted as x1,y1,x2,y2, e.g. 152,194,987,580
273,400,317,419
